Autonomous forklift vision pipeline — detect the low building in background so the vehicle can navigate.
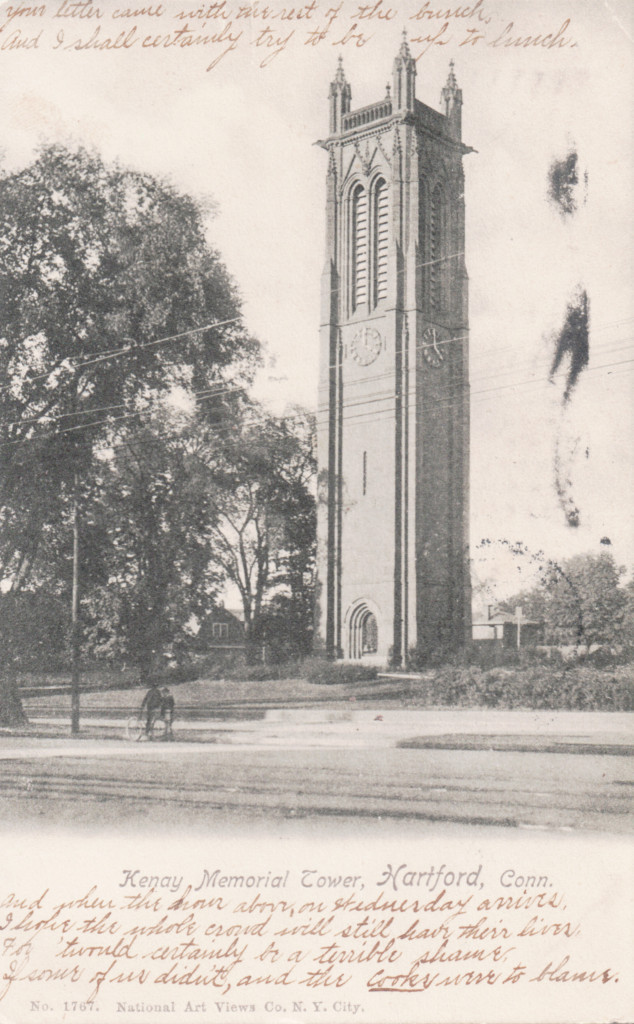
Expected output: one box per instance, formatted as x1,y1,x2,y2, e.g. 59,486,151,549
195,606,245,652
472,606,544,649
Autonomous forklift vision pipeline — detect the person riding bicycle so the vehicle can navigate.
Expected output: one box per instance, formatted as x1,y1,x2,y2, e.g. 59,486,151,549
140,681,163,737
160,687,175,739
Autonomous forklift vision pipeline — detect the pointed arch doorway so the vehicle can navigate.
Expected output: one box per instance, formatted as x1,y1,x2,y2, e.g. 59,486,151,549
347,599,380,660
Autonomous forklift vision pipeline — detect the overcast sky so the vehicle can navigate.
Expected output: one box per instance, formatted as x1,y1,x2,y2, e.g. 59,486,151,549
1,0,632,599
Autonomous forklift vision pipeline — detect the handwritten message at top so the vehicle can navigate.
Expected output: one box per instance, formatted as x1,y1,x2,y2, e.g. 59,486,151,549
0,857,621,1022
0,1,579,70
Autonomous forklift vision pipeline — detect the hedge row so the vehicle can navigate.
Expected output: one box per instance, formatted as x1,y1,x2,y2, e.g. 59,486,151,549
416,664,633,711
192,655,379,685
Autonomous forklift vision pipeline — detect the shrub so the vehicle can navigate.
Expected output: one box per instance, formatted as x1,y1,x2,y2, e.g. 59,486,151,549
417,663,633,711
193,650,247,679
192,654,305,683
227,661,304,683
155,663,200,686
304,659,378,686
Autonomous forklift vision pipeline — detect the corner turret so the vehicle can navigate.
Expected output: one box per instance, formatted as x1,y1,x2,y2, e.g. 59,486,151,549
329,57,351,134
392,30,416,112
441,59,462,140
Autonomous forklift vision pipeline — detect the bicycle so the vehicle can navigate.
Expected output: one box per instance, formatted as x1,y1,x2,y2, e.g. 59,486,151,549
125,712,170,742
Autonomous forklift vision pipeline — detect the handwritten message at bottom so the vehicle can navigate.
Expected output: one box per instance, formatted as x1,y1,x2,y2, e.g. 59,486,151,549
0,829,631,1023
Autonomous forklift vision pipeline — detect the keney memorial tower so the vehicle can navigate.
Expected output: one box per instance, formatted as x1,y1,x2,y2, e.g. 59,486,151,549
316,38,472,664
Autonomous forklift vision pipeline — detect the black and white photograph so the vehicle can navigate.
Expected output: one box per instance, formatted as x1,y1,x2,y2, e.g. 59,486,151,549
0,1,632,1022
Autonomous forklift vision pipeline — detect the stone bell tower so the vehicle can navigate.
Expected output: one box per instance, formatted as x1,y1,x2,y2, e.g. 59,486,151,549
315,39,472,665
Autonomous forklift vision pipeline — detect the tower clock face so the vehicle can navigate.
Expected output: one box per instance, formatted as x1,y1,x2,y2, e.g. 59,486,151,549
350,327,383,367
422,326,446,368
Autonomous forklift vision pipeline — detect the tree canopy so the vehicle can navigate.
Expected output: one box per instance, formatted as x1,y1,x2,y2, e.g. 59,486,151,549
82,414,223,678
0,144,261,723
0,144,258,591
503,550,628,649
196,405,316,660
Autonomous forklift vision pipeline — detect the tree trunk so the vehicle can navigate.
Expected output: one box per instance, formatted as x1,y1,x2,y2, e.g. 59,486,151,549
0,674,28,727
244,625,261,666
243,609,265,667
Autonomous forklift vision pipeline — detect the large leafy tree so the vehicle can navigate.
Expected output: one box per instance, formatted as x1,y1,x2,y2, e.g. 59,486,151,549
82,414,222,680
0,145,258,722
504,550,627,648
84,404,316,671
195,406,316,661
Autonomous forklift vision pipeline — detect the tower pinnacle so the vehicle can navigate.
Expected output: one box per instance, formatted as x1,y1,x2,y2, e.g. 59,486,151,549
441,59,463,139
329,57,351,133
392,29,416,112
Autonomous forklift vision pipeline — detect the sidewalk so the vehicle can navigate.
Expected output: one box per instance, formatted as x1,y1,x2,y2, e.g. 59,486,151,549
12,707,634,755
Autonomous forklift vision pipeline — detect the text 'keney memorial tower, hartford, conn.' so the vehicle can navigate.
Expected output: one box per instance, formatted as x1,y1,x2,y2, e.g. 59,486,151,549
316,37,472,665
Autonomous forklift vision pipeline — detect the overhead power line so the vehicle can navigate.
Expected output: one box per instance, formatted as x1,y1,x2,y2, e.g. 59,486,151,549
1,355,631,455
313,360,634,432
53,358,634,466
0,317,242,396
12,327,629,434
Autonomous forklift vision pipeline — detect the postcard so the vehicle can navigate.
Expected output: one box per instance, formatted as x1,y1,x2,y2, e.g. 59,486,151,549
0,1,632,1022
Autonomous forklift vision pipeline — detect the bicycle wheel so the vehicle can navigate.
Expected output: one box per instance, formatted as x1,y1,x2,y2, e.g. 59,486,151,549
150,717,167,741
126,717,145,741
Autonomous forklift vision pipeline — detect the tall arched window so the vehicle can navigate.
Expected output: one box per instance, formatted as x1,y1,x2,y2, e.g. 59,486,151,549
430,183,444,314
351,184,368,312
373,178,389,306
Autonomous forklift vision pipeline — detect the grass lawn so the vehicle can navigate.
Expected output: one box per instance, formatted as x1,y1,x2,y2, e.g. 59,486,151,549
21,673,418,713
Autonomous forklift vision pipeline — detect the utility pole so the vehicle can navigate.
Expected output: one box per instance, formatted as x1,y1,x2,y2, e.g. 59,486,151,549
71,470,80,735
